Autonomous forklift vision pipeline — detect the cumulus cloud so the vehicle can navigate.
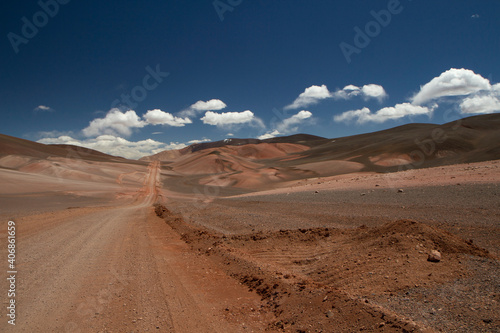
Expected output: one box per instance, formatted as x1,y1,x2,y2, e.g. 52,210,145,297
201,110,264,128
259,110,313,139
187,138,212,144
333,84,387,101
285,83,388,110
276,110,313,133
34,105,54,112
82,108,146,137
361,84,388,101
143,109,192,127
285,85,331,110
37,135,178,159
460,95,500,114
258,130,281,140
334,103,436,124
179,99,227,117
411,68,491,105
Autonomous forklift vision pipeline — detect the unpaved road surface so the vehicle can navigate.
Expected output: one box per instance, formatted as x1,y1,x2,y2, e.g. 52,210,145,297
1,162,268,332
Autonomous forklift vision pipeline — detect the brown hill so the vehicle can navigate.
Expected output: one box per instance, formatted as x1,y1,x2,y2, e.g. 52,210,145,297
0,134,147,195
153,113,500,191
282,113,500,175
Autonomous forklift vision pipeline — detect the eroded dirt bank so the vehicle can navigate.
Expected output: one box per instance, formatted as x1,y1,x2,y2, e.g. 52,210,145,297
155,197,499,332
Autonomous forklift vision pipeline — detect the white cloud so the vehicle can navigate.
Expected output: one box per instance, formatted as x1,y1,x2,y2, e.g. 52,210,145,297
201,110,264,128
334,103,435,124
471,14,480,19
285,83,388,110
259,110,313,140
411,68,491,105
460,95,500,114
82,108,146,137
143,109,192,127
332,85,360,100
37,135,174,159
285,85,331,110
37,130,75,138
258,130,281,140
276,110,313,133
179,99,227,117
34,105,54,112
361,84,388,101
333,84,387,101
187,138,212,144
226,133,234,137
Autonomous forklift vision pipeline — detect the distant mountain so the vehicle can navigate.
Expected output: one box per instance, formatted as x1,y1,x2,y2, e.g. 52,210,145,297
143,113,500,190
140,134,327,162
0,134,127,162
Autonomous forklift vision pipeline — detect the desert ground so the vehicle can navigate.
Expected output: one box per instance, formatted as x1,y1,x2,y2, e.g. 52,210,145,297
0,114,499,332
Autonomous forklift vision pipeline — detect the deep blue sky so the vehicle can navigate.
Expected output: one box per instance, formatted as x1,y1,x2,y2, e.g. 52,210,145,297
1,0,499,158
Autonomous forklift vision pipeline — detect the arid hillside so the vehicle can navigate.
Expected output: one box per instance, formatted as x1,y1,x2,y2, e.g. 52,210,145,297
142,113,500,192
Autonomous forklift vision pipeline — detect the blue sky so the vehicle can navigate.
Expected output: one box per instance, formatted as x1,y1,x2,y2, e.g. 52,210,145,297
1,0,499,158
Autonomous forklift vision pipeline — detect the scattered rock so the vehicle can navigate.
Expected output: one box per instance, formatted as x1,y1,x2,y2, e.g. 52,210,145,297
427,250,442,262
397,189,404,193
326,310,334,318
361,193,366,196
314,190,319,194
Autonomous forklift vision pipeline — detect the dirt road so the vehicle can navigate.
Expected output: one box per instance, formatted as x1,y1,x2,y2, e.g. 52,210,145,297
1,162,267,332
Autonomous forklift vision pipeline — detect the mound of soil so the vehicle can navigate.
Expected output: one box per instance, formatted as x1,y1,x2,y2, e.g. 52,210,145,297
156,204,497,331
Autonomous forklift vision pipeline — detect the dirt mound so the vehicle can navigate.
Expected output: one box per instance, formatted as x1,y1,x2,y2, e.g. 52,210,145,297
155,205,447,331
357,219,490,258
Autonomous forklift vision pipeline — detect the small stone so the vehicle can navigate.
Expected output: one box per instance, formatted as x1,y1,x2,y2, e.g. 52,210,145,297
427,250,441,262
314,190,319,194
398,189,404,193
361,193,366,196
326,310,334,318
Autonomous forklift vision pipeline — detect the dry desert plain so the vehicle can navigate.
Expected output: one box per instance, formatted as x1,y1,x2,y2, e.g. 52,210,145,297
0,114,499,332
